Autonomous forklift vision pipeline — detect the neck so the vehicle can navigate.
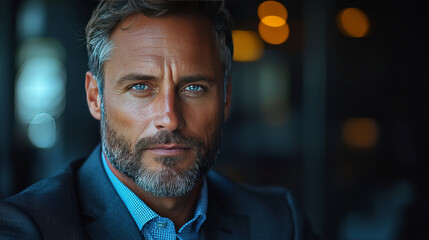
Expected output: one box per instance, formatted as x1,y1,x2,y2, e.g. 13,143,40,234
105,156,202,230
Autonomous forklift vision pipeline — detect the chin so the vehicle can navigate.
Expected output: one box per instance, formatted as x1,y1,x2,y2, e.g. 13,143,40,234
134,166,200,197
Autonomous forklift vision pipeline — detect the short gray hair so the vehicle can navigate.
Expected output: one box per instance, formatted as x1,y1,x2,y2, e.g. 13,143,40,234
85,0,233,97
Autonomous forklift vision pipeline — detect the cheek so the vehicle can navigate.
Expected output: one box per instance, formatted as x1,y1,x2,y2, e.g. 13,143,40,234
104,95,153,142
183,100,223,143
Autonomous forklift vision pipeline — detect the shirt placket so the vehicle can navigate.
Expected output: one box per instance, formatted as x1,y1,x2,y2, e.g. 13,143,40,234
149,217,176,240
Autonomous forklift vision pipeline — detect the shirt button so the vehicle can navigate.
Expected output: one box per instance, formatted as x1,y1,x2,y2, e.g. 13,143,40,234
157,222,167,228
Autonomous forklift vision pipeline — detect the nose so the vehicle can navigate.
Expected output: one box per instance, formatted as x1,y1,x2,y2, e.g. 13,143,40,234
153,88,184,131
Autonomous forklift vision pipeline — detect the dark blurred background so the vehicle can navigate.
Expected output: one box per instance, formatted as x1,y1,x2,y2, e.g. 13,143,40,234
1,0,428,239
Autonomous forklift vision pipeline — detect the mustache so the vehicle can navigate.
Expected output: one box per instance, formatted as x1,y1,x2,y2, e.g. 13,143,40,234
133,131,204,153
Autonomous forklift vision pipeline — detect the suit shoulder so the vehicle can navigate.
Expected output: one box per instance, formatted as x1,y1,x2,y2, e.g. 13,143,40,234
206,170,317,239
0,201,42,239
3,158,85,208
1,158,87,239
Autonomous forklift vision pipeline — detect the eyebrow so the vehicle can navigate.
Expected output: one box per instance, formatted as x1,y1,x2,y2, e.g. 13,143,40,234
116,73,214,86
179,75,214,84
116,73,156,85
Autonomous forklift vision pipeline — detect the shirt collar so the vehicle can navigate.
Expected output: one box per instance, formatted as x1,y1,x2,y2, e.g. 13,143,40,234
101,152,208,232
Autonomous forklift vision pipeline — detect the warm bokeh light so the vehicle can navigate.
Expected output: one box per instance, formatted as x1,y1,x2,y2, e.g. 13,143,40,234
232,30,264,62
261,16,286,28
342,118,378,148
258,21,290,45
337,7,370,38
258,1,288,26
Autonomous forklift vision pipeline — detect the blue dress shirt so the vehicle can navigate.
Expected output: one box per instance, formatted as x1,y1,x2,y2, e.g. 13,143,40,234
101,154,208,240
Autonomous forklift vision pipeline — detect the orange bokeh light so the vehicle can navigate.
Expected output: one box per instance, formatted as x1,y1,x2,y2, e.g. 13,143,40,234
261,16,286,28
342,118,378,148
337,7,370,38
258,1,288,27
232,30,264,62
258,21,290,45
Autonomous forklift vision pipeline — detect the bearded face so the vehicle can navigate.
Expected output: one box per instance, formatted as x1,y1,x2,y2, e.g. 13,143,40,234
101,111,221,197
89,15,229,198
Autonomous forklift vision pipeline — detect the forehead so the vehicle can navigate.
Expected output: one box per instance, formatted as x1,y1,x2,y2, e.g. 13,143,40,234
105,14,222,77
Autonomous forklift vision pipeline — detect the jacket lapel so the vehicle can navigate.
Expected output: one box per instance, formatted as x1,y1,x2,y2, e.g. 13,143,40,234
201,203,249,240
201,171,249,240
77,145,143,240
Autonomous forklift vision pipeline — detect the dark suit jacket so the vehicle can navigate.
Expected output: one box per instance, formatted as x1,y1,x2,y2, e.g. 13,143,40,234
0,145,316,239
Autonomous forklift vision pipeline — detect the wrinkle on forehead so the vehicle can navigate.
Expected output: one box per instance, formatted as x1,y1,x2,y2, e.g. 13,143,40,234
112,14,216,62
107,13,221,77
114,14,214,47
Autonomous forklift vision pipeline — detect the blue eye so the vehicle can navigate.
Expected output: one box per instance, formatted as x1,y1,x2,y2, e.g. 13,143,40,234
132,84,147,91
185,85,202,91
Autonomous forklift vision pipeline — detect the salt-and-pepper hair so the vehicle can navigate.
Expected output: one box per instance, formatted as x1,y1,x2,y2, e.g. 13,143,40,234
85,0,233,99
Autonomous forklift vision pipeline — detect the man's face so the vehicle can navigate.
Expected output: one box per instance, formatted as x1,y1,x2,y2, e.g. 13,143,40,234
89,14,230,197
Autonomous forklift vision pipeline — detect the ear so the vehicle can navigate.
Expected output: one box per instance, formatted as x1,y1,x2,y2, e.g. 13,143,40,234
85,71,102,120
223,76,232,122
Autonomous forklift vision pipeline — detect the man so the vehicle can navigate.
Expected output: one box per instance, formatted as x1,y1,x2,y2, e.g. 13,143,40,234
0,0,316,239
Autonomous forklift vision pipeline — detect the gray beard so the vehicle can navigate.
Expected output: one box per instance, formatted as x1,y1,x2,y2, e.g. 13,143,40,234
100,112,220,197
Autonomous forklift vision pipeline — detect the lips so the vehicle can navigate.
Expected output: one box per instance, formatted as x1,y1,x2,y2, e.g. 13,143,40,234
146,144,190,156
